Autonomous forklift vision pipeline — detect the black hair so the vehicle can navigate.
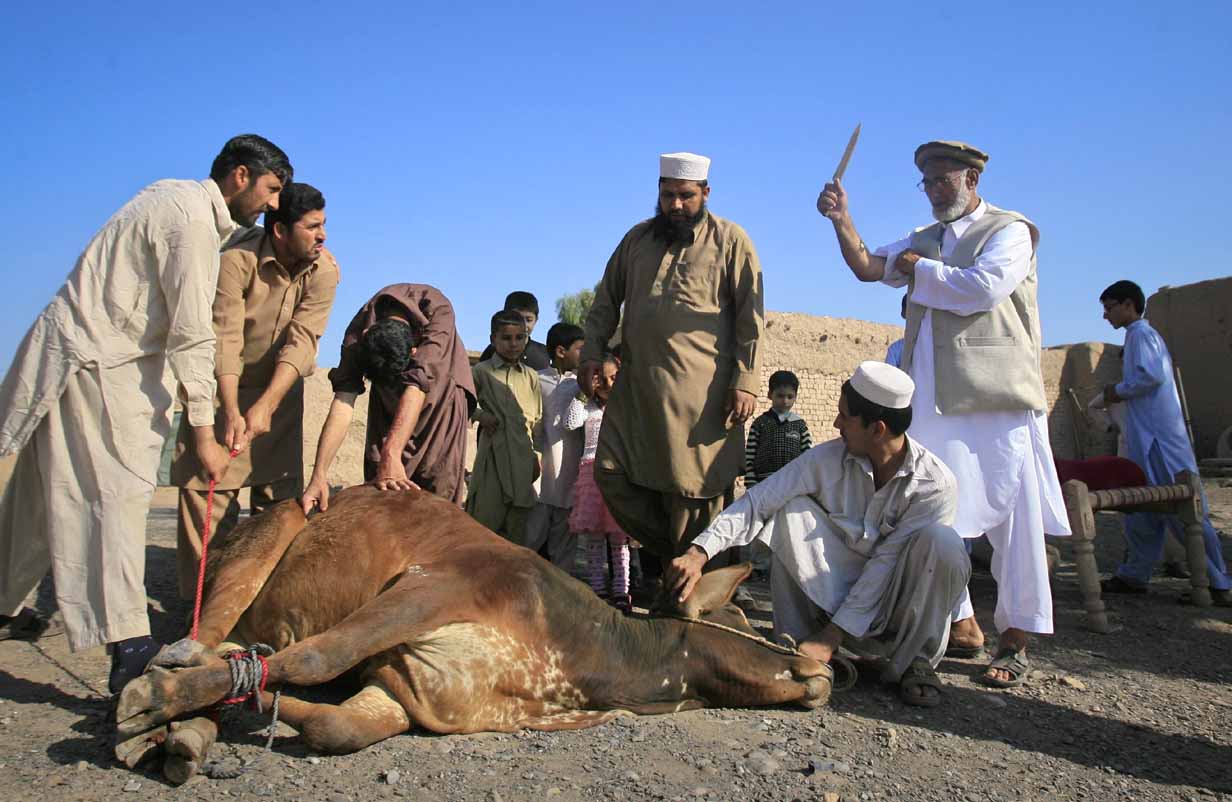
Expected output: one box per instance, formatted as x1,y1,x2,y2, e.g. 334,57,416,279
360,318,417,384
264,182,324,233
546,322,584,354
1099,280,1146,315
491,309,528,335
768,370,799,394
503,291,539,316
841,380,912,436
209,134,293,185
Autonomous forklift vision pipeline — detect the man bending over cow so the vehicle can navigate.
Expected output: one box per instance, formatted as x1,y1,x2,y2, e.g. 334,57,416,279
667,362,971,707
302,284,476,512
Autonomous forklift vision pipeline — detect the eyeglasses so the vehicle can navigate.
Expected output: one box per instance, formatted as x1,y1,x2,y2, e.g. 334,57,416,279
916,170,965,192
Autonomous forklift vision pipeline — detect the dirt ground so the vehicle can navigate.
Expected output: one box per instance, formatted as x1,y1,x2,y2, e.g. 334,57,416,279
1,483,1231,802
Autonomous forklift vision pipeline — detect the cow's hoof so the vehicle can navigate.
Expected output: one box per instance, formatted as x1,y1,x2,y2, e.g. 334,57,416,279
798,673,833,709
163,717,218,785
151,638,215,670
114,723,167,768
116,667,180,737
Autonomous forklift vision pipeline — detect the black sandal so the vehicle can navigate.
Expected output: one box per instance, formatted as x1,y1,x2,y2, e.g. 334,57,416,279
898,659,943,707
0,608,49,641
1100,575,1147,595
975,647,1030,689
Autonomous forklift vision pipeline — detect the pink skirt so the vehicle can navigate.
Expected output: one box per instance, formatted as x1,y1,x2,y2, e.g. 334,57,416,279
569,459,625,537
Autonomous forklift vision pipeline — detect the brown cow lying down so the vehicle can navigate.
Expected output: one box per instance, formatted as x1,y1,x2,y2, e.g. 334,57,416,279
114,486,833,783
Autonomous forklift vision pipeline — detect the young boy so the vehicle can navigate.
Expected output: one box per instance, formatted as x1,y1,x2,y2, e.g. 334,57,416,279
745,370,814,487
1096,280,1231,602
467,310,543,545
478,291,552,369
526,322,586,569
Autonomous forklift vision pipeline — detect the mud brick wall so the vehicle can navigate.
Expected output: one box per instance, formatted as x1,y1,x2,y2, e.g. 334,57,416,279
1146,278,1232,459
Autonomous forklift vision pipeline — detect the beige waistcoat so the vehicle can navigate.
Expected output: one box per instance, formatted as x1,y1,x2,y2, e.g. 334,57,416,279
900,204,1046,414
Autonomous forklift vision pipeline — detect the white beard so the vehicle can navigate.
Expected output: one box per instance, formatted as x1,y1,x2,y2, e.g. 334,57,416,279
932,182,974,223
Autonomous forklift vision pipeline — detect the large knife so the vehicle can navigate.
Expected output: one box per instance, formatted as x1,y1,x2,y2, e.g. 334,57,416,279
833,123,862,182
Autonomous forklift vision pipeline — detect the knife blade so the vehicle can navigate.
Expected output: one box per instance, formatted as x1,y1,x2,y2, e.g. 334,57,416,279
833,123,862,182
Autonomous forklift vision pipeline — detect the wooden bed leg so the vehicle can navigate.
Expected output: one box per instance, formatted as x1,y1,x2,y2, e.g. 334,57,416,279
1178,471,1212,607
1063,479,1109,633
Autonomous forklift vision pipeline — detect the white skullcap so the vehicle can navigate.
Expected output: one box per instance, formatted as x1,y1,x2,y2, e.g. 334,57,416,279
850,360,914,410
660,152,711,181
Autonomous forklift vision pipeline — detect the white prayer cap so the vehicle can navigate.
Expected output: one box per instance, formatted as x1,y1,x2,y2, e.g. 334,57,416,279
850,361,914,410
660,152,711,181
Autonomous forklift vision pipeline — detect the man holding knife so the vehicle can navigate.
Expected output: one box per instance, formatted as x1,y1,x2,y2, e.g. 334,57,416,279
816,139,1069,689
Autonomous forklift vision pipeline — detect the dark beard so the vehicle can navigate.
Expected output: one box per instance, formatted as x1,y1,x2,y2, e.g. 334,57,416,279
651,201,706,244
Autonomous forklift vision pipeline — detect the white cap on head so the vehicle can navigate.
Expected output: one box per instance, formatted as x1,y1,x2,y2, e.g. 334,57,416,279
849,360,914,410
660,152,711,181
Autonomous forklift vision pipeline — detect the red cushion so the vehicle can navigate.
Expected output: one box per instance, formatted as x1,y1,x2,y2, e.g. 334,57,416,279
1054,456,1148,491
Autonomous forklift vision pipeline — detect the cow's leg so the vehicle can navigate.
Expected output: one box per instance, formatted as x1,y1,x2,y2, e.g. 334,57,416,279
270,671,412,754
161,717,218,785
194,500,307,648
118,570,458,738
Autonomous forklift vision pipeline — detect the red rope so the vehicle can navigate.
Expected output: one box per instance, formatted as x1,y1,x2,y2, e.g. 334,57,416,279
190,449,239,641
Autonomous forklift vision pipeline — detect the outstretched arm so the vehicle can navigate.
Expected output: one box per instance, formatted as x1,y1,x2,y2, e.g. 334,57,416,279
301,391,357,513
373,386,426,492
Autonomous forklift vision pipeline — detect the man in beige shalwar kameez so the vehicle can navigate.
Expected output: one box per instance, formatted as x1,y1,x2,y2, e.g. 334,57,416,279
581,152,764,560
0,135,291,694
171,182,338,600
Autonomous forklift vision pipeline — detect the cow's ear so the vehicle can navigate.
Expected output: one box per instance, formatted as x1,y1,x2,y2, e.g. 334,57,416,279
680,562,753,619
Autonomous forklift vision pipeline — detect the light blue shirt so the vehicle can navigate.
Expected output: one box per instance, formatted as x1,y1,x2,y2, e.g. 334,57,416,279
884,338,904,368
1115,319,1195,483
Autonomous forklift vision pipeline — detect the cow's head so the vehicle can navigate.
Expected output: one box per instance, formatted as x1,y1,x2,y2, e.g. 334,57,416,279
655,563,833,710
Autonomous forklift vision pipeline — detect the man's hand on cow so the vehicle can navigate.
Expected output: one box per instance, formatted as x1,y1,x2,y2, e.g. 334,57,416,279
244,401,274,442
893,249,922,275
373,456,419,493
666,545,708,603
816,178,849,222
222,408,248,454
301,474,330,514
797,623,846,665
725,388,756,428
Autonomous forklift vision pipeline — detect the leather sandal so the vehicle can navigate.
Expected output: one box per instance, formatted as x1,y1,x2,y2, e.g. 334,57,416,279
898,659,943,708
975,647,1030,689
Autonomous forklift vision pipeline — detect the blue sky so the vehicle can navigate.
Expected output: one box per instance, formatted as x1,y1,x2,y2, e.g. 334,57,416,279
2,2,1229,370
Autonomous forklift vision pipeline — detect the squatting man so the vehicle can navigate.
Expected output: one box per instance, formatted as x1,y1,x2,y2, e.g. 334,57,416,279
666,362,971,707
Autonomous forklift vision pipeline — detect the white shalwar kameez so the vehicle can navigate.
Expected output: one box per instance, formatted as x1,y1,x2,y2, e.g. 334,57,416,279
0,179,233,651
876,201,1070,634
1113,319,1230,590
692,437,970,681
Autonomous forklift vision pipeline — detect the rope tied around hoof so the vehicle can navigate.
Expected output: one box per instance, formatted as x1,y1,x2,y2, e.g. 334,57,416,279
201,644,282,780
221,644,275,710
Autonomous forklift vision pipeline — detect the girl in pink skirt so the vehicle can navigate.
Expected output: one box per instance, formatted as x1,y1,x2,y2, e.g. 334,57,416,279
565,353,633,612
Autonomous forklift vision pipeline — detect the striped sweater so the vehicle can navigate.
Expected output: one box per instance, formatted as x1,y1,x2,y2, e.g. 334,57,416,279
744,409,812,486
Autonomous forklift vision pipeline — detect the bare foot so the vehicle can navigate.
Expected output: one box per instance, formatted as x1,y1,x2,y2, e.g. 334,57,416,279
982,628,1029,685
901,680,940,705
949,615,984,651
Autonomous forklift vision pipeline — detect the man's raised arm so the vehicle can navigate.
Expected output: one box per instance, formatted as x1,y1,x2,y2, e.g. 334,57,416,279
816,178,886,283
